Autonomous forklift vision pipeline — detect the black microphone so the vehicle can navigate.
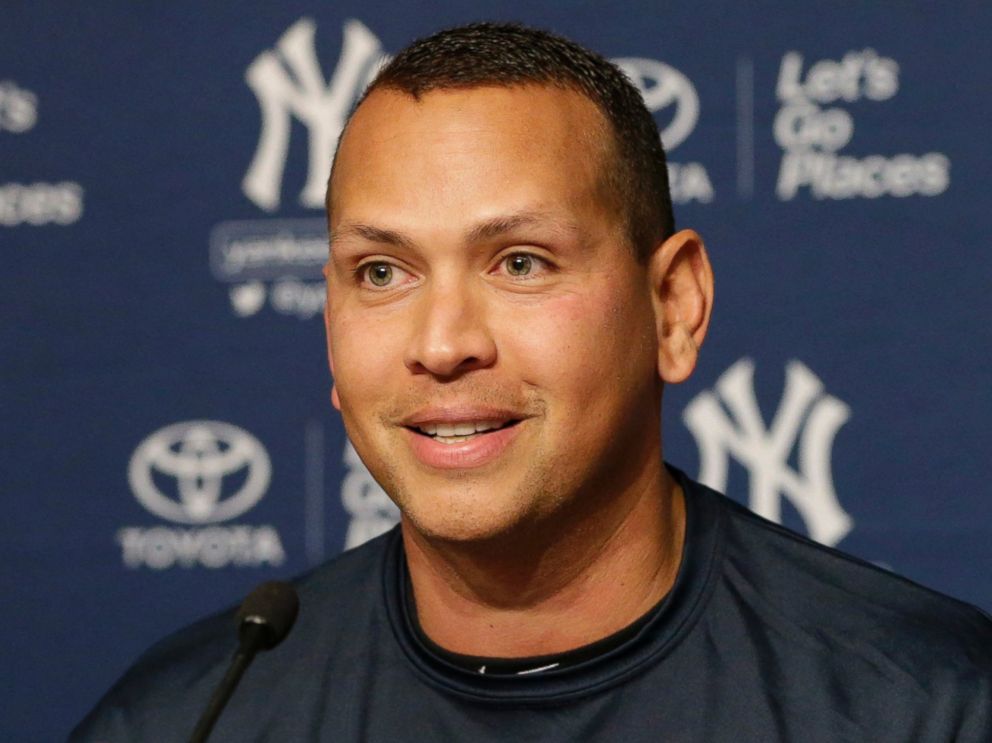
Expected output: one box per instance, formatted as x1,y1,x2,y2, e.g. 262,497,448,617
188,580,300,743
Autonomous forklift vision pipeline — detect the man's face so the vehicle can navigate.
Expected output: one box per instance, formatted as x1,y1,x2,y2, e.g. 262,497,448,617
325,85,663,543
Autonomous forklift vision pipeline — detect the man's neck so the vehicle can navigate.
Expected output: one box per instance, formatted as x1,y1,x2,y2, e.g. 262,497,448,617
401,464,686,659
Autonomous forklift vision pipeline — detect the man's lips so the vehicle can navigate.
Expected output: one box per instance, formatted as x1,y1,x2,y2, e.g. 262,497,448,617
402,406,523,427
402,408,523,436
399,409,525,469
406,419,520,440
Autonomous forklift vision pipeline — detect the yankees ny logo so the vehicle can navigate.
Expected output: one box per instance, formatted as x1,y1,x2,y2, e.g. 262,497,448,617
683,358,852,546
242,18,388,211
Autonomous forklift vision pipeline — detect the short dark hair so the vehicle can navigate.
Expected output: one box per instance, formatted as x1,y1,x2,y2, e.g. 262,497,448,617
336,22,674,258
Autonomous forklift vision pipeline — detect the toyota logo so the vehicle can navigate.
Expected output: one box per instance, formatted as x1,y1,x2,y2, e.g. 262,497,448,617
128,421,271,524
612,57,700,151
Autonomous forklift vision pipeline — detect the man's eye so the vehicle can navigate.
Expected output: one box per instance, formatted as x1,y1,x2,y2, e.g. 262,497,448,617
361,262,396,287
503,253,539,277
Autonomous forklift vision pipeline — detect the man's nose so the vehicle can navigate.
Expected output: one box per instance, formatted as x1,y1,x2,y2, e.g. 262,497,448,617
404,280,497,379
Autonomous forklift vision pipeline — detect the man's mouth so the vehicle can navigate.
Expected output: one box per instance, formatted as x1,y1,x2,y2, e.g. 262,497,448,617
408,419,520,445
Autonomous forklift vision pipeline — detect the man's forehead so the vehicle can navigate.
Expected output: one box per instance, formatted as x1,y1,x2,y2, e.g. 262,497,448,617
328,84,616,224
353,82,606,123
336,84,610,166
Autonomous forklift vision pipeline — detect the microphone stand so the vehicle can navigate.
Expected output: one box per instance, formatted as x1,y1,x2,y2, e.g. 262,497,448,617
188,621,268,743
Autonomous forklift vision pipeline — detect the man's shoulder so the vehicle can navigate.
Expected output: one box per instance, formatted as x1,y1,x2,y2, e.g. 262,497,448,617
124,526,392,689
70,528,396,740
710,482,992,674
692,480,992,676
675,478,992,741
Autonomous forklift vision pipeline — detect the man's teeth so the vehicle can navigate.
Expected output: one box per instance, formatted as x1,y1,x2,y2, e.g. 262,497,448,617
418,421,503,441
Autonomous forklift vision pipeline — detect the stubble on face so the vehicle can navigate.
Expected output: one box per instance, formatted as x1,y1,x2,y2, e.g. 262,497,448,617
343,382,559,543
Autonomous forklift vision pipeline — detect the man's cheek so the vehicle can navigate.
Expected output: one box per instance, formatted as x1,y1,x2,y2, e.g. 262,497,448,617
504,293,614,378
332,316,398,383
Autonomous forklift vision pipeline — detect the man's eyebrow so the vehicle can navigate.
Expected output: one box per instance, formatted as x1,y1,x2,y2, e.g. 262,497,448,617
329,224,417,251
464,212,580,244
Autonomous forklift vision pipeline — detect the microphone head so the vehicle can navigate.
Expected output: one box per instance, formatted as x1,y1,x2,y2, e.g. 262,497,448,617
236,580,300,651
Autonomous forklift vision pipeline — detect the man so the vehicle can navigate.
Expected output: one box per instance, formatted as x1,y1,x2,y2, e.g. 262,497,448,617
73,22,991,741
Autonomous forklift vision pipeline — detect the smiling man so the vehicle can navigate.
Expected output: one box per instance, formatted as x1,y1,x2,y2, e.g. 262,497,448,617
74,22,991,742
323,75,699,660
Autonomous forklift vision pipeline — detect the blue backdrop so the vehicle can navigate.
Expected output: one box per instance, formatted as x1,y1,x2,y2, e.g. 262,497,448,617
2,3,990,739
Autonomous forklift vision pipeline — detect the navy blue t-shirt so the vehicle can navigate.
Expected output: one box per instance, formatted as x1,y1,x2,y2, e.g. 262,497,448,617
71,472,992,741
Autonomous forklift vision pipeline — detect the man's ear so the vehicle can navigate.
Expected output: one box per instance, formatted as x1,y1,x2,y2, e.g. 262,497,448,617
648,229,714,384
322,262,342,411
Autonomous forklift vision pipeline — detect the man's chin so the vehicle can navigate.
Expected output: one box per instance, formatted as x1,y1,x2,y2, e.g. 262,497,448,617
401,510,512,546
398,490,538,547
367,451,558,545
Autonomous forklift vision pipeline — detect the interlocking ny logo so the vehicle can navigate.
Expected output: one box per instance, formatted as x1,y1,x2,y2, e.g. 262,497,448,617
128,421,272,524
242,18,388,211
683,359,852,546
